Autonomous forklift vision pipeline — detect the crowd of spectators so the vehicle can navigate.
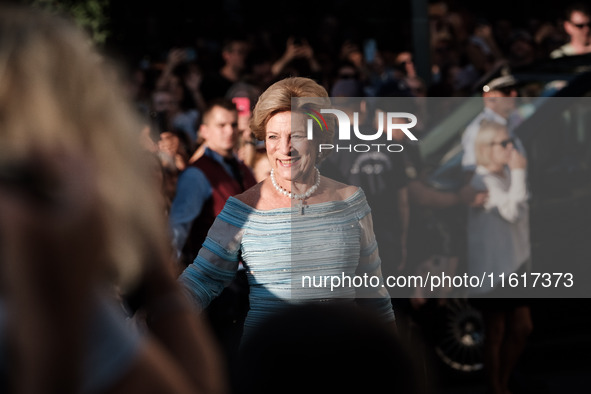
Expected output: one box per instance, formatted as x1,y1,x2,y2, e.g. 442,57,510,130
123,0,587,116
128,1,591,254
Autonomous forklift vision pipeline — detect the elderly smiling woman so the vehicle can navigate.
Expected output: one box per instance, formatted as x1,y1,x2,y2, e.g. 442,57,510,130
179,77,395,343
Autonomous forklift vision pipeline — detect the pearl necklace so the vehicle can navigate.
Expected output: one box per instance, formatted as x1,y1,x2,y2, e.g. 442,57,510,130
270,167,321,214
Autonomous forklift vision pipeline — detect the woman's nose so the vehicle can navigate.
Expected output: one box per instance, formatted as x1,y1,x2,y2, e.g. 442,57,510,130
279,136,291,154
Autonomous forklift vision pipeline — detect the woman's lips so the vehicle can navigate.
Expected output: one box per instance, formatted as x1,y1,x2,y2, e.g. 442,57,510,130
277,157,300,167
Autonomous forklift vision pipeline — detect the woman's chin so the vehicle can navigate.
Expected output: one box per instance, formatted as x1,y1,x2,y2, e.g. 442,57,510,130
273,166,293,183
273,159,316,184
274,168,307,184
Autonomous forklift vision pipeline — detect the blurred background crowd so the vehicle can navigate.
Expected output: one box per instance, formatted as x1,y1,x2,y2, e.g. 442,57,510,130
84,0,589,188
90,0,587,156
110,0,579,101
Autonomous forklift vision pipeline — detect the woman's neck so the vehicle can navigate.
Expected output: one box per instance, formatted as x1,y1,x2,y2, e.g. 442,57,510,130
291,171,317,194
272,168,319,196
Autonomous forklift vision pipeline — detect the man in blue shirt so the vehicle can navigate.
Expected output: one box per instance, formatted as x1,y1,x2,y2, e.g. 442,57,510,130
169,98,256,372
169,98,256,266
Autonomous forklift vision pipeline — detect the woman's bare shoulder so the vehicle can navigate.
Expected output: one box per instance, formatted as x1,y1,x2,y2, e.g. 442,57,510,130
233,181,265,207
321,176,360,201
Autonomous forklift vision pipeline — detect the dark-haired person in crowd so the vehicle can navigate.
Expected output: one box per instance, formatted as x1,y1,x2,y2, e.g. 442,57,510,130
168,98,257,370
466,18,505,78
153,48,205,144
506,29,537,69
270,36,323,81
551,2,591,58
200,38,250,104
169,98,257,267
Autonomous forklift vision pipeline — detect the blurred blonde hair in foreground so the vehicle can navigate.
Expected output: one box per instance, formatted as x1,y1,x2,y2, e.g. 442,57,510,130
0,4,169,291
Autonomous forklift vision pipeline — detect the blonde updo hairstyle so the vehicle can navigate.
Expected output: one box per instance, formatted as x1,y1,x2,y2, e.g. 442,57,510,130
250,77,334,163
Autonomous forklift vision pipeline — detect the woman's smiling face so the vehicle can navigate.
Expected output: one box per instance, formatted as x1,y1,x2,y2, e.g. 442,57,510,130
265,111,317,186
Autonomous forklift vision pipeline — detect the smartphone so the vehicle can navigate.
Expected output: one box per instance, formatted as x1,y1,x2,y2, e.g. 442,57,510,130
364,39,377,64
232,97,251,118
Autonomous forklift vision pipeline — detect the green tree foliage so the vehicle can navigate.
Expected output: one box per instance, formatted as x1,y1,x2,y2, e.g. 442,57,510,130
28,0,110,45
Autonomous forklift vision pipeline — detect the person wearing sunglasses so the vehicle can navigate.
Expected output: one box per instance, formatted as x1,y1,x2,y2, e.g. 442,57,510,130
461,75,526,181
467,120,532,394
551,2,591,58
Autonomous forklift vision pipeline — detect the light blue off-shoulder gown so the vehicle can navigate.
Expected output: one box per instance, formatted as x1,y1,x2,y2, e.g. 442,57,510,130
179,188,395,339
